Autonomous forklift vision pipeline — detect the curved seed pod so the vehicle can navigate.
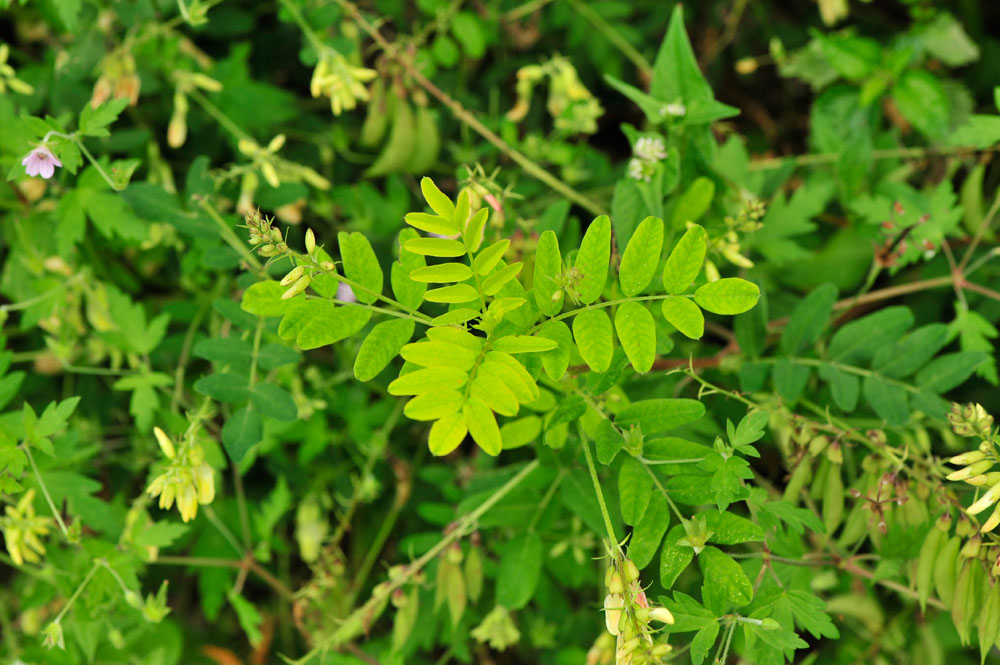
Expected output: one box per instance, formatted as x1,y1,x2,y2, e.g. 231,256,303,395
977,584,1000,664
836,502,869,549
933,536,962,610
822,463,845,535
783,460,812,502
916,526,946,611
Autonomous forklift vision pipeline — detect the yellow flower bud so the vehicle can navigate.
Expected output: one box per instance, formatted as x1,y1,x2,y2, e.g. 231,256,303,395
968,482,1000,515
950,450,987,466
153,427,175,459
604,594,623,636
648,607,674,624
280,265,306,286
305,228,316,256
281,274,311,300
261,161,280,188
268,134,286,153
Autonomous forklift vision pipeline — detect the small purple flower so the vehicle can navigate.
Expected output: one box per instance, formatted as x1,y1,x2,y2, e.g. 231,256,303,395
21,145,63,179
336,282,357,303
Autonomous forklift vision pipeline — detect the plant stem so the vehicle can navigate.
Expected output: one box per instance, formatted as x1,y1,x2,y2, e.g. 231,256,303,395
53,561,100,624
579,424,620,553
186,88,253,142
566,0,652,77
748,143,1000,172
337,0,609,218
199,199,267,276
21,444,70,540
286,459,540,664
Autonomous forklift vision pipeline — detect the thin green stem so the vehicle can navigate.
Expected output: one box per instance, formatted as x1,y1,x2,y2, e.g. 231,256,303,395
0,273,85,314
21,444,70,540
566,0,651,77
203,505,245,556
199,199,267,276
748,143,1000,172
286,459,539,664
280,0,332,54
528,293,689,334
75,139,122,190
187,88,253,142
53,561,100,624
958,186,1000,273
579,424,620,553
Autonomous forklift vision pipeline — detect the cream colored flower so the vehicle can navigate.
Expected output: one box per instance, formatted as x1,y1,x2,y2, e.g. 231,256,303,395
1,489,52,566
146,429,215,523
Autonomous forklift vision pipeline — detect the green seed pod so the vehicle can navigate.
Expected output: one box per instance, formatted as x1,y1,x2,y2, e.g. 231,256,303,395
281,274,311,300
822,463,844,535
933,536,962,609
961,534,981,559
808,435,829,457
464,545,483,603
783,460,812,502
977,584,1000,663
916,525,945,611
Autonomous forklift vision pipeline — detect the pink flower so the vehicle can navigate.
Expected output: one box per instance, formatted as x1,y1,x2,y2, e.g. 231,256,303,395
21,145,62,179
336,282,356,303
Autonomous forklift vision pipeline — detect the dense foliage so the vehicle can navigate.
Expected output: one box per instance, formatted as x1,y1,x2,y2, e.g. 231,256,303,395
2,1,1000,664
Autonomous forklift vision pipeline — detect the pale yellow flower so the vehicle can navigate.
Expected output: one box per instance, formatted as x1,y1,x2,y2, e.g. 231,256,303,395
146,429,215,523
1,489,52,566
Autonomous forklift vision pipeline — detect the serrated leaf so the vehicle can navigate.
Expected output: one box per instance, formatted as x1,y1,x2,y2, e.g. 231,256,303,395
619,216,664,296
573,309,614,372
79,98,129,137
661,297,704,339
614,301,656,372
694,278,760,315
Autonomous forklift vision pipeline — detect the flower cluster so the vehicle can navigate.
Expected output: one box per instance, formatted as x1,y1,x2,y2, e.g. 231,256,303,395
602,555,674,665
91,49,141,109
626,136,667,183
310,50,378,116
1,489,52,566
507,57,603,134
946,403,1000,533
145,427,215,523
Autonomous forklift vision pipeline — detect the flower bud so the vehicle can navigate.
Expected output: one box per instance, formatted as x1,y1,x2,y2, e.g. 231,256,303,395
962,534,982,558
983,506,1000,534
651,643,672,657
281,275,311,300
305,228,316,255
648,607,674,624
42,621,65,650
760,617,780,630
950,450,987,466
604,594,623,636
268,134,286,152
280,265,305,286
153,427,175,459
947,459,994,481
270,227,283,243
968,482,1000,515
623,558,640,583
124,590,144,610
605,567,624,595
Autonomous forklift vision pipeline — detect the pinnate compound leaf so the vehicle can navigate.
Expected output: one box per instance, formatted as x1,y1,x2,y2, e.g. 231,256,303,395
694,278,760,315
338,231,383,304
614,301,656,372
662,225,707,294
619,455,653,525
619,216,664,296
573,309,614,373
575,215,612,304
354,319,415,381
661,297,704,339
